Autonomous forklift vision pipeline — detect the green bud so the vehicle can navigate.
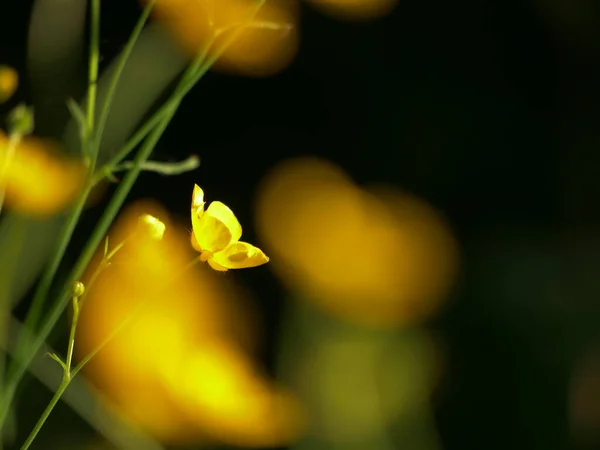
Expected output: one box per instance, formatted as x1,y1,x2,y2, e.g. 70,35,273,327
71,281,85,298
7,103,34,136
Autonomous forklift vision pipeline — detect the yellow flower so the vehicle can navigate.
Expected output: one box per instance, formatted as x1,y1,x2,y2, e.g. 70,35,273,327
0,130,86,215
0,66,18,103
190,184,269,271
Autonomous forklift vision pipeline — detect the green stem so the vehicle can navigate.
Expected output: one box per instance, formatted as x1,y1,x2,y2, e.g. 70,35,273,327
64,296,80,375
86,0,101,156
19,377,70,450
16,182,93,344
93,0,156,156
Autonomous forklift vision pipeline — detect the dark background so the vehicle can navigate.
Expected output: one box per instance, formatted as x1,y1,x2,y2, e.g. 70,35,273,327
3,0,600,449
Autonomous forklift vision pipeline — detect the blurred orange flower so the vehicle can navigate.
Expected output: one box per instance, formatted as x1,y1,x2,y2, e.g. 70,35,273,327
141,0,299,76
190,184,269,271
76,201,303,446
0,131,86,215
256,157,459,327
0,65,18,103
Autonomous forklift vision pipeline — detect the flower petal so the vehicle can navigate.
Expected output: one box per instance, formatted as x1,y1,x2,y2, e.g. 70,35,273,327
208,258,229,272
0,132,86,215
191,184,205,211
192,201,241,253
212,242,269,270
205,201,243,243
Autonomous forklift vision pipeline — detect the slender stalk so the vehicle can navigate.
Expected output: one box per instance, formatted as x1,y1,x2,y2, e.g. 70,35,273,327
64,298,80,376
93,0,156,155
19,377,69,450
15,182,93,344
86,0,101,157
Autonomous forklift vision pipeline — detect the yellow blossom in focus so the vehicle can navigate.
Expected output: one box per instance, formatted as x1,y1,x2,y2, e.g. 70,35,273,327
255,157,459,327
76,202,302,446
141,0,299,77
306,0,398,20
190,184,269,271
0,130,86,215
0,66,18,103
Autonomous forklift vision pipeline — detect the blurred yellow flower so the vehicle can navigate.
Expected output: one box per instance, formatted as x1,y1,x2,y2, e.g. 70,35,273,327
0,130,86,215
256,157,459,327
190,184,269,271
306,0,398,20
141,0,299,77
76,201,302,446
0,65,18,103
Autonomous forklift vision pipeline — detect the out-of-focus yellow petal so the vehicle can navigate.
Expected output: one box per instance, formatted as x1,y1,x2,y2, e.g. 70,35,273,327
142,0,299,77
0,66,18,103
212,241,270,270
256,157,459,328
0,131,86,215
163,341,305,447
306,0,398,20
76,201,302,446
192,201,242,253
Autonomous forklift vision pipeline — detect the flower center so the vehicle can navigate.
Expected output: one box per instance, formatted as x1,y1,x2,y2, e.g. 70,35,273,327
200,250,213,262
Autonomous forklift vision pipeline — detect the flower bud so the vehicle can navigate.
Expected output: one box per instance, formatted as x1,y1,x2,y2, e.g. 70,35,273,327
138,214,166,241
71,281,85,297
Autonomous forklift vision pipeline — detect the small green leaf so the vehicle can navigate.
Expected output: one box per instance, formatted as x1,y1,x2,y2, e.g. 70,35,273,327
47,352,67,371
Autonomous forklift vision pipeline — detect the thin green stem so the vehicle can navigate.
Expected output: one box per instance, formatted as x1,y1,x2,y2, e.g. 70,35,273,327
64,296,80,375
19,377,69,450
93,0,156,155
16,182,93,343
86,0,101,157
77,240,125,310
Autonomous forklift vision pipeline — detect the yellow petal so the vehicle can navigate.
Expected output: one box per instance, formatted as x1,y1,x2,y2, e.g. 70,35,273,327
0,132,86,215
205,201,243,242
212,241,269,270
190,228,203,252
208,258,229,272
192,201,241,253
0,66,18,103
191,184,205,211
